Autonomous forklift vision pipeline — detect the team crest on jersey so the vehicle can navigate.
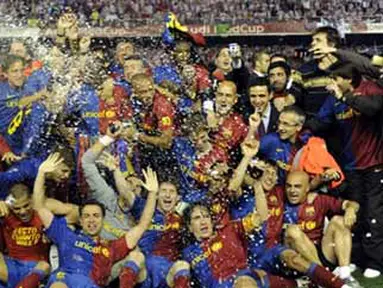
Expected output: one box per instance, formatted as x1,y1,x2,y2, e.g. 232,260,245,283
56,271,66,280
161,116,172,126
211,203,222,214
305,206,315,217
101,247,110,258
211,241,223,252
268,195,278,205
221,127,233,139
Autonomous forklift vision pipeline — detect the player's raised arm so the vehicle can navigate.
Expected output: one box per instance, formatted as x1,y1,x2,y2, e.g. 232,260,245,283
124,167,158,249
228,138,260,193
32,153,64,228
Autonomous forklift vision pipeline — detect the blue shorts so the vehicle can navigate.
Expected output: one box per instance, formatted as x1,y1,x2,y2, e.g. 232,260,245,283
207,268,269,288
46,271,99,288
253,244,288,275
139,255,173,288
0,257,38,288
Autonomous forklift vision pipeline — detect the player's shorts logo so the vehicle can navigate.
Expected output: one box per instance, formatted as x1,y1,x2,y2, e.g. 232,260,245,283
56,271,66,280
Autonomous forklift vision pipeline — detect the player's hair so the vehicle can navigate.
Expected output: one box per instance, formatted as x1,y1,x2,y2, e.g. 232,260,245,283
3,54,25,72
217,80,237,95
270,53,287,63
159,177,180,193
183,112,208,137
116,41,134,54
52,145,75,170
313,26,341,48
268,61,291,78
123,54,142,63
79,200,106,218
253,49,270,65
331,63,362,88
183,202,211,227
131,73,152,86
281,106,306,126
174,40,191,52
248,77,271,94
9,184,31,199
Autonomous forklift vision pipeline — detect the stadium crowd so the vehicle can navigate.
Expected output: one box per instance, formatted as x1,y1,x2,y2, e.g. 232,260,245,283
0,8,382,288
1,0,383,27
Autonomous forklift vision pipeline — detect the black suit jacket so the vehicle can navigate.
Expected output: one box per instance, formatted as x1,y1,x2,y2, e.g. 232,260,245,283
266,103,280,134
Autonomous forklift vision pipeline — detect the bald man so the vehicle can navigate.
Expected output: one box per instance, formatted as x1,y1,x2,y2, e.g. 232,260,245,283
283,171,361,287
207,80,248,152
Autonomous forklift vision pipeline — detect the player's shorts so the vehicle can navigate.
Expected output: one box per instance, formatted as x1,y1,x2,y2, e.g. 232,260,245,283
253,244,288,274
46,271,99,288
0,256,38,288
204,268,268,288
315,244,337,271
138,255,173,288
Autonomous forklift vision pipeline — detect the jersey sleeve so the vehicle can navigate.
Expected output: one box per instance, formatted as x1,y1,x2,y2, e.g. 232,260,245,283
44,216,74,245
110,236,131,263
319,194,343,217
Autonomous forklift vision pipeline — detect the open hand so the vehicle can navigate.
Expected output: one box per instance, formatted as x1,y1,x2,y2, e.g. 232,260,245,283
39,153,64,174
140,167,159,194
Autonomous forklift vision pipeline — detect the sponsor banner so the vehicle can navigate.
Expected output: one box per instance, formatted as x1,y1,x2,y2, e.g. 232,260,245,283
0,21,382,38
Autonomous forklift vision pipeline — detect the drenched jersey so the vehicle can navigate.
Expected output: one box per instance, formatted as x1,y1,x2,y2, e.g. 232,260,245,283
2,211,49,262
137,93,176,134
172,137,228,203
315,80,383,171
0,70,51,155
182,221,248,287
131,197,183,261
230,185,285,267
213,112,248,151
45,217,130,287
284,194,343,244
98,84,132,134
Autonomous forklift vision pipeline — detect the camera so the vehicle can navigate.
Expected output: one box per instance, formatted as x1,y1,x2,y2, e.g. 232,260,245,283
109,121,133,134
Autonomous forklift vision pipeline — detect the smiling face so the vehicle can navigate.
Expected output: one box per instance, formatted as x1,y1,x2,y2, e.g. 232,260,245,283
116,42,134,65
249,85,271,114
188,205,214,241
174,42,191,66
277,112,302,142
132,76,155,106
260,164,278,191
215,81,237,116
285,171,310,205
6,61,25,88
123,59,145,82
157,182,179,214
80,204,104,237
215,48,233,73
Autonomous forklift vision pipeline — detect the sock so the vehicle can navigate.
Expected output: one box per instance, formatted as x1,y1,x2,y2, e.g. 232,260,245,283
268,275,297,288
307,263,345,288
339,266,351,280
16,270,45,288
173,269,190,288
119,261,140,288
